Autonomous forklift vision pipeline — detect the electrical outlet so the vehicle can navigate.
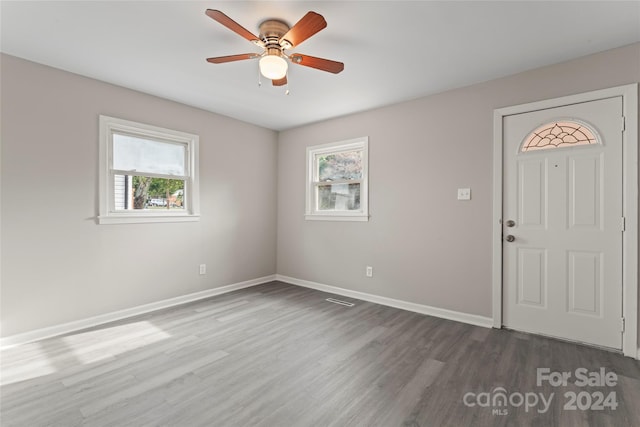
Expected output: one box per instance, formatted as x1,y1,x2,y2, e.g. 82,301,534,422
366,266,373,277
199,264,206,275
457,188,471,200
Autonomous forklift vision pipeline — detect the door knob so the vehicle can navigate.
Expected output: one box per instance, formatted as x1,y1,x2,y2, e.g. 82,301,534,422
506,220,516,227
505,235,515,242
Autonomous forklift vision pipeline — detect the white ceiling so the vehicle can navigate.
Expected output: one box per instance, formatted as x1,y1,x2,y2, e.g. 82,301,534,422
2,1,639,131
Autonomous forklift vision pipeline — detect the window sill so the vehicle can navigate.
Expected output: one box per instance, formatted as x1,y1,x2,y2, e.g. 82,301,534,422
305,214,369,222
97,213,200,225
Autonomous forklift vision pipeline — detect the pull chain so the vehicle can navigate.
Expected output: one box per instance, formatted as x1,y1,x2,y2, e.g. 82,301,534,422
285,70,290,95
257,64,262,87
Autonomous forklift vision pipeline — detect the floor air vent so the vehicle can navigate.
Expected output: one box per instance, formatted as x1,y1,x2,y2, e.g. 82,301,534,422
325,298,355,307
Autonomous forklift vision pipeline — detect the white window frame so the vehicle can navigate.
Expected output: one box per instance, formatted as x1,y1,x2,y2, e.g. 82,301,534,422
98,115,200,224
305,137,369,222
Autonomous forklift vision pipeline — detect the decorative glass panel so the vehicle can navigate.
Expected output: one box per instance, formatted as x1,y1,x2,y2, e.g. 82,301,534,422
113,133,186,176
521,121,598,152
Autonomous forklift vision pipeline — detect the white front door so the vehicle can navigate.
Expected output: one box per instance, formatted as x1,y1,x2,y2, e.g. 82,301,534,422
502,97,623,349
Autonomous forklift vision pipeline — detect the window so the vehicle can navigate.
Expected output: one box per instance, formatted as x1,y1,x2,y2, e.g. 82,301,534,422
98,115,200,224
306,137,369,221
521,120,599,152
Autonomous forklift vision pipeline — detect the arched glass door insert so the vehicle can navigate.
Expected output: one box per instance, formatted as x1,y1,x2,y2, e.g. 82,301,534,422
521,120,599,152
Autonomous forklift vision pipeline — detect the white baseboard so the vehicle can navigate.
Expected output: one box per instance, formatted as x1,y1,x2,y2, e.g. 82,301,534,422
0,275,277,349
276,274,493,328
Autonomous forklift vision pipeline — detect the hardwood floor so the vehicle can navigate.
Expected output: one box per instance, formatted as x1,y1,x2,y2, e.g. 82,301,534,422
1,281,639,426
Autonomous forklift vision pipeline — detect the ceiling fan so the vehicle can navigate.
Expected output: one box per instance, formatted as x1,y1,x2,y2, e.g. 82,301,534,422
205,9,344,87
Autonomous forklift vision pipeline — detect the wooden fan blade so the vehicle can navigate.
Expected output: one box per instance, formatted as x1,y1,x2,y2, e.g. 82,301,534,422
206,53,260,64
206,9,260,43
290,54,344,74
280,11,326,48
272,76,287,86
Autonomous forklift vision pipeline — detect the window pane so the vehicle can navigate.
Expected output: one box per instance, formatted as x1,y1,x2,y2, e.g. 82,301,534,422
317,183,360,211
522,121,598,152
114,175,185,210
317,150,362,182
113,133,186,176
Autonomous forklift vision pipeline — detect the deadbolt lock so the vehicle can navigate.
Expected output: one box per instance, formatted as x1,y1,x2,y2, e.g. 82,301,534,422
506,220,516,227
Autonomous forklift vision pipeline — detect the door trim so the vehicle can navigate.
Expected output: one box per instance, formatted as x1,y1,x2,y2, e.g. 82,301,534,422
492,84,638,359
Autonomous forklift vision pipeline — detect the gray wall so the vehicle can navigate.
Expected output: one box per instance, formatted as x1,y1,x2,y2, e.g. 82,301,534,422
2,43,639,341
1,54,278,337
277,43,640,323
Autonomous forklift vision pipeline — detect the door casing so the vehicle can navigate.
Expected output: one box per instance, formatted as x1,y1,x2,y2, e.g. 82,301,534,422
492,84,639,359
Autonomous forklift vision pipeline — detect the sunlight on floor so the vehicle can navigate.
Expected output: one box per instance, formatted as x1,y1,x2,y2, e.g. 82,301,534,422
62,320,171,364
0,344,56,385
1,321,171,386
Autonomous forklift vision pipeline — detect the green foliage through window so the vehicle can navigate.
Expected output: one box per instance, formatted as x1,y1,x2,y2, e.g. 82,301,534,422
129,176,185,210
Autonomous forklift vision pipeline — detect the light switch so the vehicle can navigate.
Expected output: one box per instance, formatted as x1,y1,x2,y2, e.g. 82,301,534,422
457,188,471,200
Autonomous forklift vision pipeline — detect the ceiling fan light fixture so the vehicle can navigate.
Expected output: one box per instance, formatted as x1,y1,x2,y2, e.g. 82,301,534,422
259,55,288,80
206,10,344,85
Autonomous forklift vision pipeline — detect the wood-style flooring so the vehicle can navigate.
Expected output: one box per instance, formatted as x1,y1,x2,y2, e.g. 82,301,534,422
1,281,639,426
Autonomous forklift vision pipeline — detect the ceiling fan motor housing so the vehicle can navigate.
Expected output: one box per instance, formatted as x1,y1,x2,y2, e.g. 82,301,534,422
259,20,291,55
